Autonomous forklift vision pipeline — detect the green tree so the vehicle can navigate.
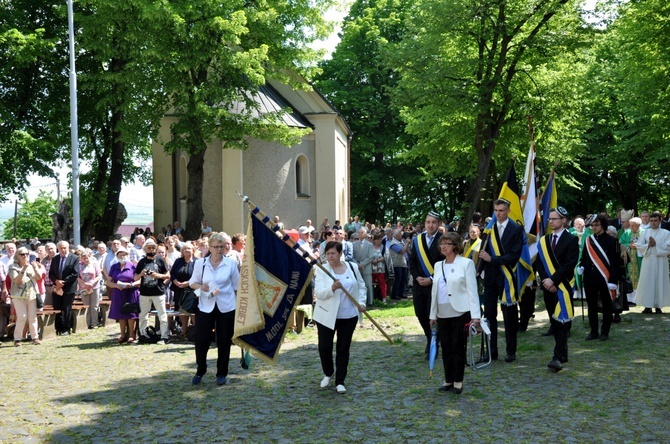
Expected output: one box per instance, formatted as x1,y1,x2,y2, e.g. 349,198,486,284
576,0,670,215
149,0,333,239
391,0,586,228
0,1,69,196
315,0,424,224
3,191,57,239
1,0,161,241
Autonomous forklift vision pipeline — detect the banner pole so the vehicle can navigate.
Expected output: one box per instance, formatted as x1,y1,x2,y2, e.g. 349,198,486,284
237,192,394,344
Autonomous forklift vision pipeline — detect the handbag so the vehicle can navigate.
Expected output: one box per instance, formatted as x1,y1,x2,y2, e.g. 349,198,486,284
178,259,207,315
121,302,141,314
179,288,198,314
119,281,140,314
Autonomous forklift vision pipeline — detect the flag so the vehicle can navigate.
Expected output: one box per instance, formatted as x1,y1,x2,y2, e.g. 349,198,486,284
499,162,534,292
540,169,558,233
233,214,315,363
487,161,535,299
521,143,542,258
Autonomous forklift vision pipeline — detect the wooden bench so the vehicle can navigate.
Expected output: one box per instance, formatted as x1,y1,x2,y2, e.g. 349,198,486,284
71,304,89,333
37,307,61,340
98,298,115,326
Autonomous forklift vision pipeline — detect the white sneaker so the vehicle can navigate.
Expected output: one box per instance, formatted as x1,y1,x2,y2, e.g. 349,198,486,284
336,384,346,394
320,375,332,388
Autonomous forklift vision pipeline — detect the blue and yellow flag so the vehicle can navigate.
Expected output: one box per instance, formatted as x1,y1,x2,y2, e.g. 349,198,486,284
498,162,535,294
233,215,315,363
541,170,558,233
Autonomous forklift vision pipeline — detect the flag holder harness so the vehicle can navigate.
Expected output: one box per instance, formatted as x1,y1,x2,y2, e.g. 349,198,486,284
238,193,394,345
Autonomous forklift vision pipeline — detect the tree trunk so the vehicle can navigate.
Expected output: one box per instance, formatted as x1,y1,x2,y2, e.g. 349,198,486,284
95,108,125,242
185,146,206,240
94,57,127,242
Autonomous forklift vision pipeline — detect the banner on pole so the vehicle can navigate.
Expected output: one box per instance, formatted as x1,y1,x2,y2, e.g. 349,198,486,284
233,215,314,363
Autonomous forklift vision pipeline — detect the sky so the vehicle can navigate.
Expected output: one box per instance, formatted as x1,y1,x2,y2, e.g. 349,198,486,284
0,6,349,239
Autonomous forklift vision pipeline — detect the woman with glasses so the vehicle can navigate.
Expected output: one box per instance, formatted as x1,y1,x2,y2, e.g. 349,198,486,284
106,247,140,343
8,247,41,345
189,232,239,386
429,232,481,394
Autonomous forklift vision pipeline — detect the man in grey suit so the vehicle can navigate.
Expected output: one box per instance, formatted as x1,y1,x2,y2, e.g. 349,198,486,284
353,227,374,306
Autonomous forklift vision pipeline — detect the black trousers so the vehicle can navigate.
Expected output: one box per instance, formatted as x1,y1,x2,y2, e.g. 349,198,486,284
543,290,570,361
484,283,518,357
317,316,358,386
194,306,235,377
518,285,537,332
52,291,75,333
437,313,470,384
584,277,612,336
413,286,433,351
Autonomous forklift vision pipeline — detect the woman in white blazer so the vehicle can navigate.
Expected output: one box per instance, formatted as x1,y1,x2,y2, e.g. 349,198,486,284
429,232,481,394
313,241,367,394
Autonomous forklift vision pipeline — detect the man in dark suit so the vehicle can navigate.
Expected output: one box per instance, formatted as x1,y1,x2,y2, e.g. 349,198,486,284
409,210,444,358
478,198,524,362
48,241,80,335
580,214,620,341
536,207,579,371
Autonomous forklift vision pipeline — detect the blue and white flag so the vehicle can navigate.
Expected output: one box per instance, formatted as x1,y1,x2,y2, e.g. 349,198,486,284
233,214,314,363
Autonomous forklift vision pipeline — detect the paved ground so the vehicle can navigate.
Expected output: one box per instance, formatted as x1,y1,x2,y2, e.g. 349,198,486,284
2,300,669,443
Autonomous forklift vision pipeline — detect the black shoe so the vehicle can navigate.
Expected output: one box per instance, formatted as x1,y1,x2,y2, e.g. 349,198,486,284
585,333,599,341
655,308,663,314
438,383,453,392
612,314,621,323
504,354,516,363
547,360,562,371
452,386,463,395
541,328,554,337
642,308,652,314
599,334,609,341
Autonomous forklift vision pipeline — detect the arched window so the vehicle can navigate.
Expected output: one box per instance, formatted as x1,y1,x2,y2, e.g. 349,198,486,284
296,155,310,197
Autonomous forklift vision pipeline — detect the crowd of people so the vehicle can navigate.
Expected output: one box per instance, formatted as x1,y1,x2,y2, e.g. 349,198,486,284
1,207,668,394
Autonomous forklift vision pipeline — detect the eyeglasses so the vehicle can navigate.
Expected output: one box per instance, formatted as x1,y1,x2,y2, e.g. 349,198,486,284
19,253,29,256
210,245,225,249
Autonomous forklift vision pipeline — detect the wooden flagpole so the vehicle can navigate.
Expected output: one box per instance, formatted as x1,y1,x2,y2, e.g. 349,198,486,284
237,192,394,345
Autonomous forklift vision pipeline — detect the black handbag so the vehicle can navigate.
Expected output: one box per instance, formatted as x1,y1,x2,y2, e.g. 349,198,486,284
121,302,140,314
179,288,198,314
178,259,206,315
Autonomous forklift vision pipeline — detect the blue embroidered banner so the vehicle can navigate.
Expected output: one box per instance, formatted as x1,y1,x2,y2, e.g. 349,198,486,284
233,214,314,363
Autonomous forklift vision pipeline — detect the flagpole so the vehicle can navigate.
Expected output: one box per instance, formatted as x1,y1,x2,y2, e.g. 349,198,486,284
237,192,394,345
539,160,559,201
521,116,535,214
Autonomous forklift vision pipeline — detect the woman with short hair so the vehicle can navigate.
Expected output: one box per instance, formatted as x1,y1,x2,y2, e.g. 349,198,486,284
78,249,102,329
189,232,239,386
313,241,367,394
9,247,41,345
430,232,481,394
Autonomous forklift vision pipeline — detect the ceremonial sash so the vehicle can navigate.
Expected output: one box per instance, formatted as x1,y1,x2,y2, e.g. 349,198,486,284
585,235,610,285
414,234,433,277
464,238,481,261
537,235,573,323
489,226,518,306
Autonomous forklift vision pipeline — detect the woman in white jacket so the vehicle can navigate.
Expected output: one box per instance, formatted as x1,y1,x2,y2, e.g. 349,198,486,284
429,232,481,394
313,241,367,394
